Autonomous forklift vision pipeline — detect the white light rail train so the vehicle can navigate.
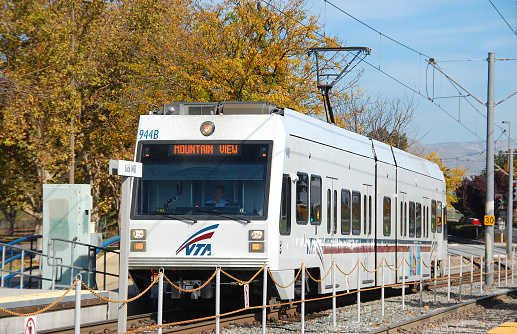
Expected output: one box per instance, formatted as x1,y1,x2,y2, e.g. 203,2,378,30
127,101,447,304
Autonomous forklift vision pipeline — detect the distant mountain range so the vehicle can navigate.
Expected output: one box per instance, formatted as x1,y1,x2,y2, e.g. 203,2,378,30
418,140,516,177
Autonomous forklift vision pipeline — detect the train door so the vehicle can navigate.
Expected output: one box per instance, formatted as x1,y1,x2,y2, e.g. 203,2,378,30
397,192,409,283
323,177,338,292
363,184,374,285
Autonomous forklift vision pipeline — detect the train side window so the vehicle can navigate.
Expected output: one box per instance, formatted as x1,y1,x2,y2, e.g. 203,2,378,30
296,173,308,224
400,201,403,236
363,195,367,235
416,203,422,238
409,201,415,237
310,175,322,225
383,197,391,236
368,196,372,235
352,191,361,235
404,202,407,236
437,201,442,233
431,200,437,233
280,174,291,235
341,189,351,235
334,190,338,234
327,189,331,233
426,206,430,238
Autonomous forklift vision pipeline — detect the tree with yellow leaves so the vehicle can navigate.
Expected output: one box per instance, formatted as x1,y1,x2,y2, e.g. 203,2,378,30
422,152,467,209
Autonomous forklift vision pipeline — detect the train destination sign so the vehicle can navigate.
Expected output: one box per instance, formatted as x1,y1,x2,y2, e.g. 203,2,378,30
170,144,241,156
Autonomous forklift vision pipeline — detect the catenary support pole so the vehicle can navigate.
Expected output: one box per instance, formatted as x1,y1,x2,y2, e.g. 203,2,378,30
485,51,496,287
301,265,305,334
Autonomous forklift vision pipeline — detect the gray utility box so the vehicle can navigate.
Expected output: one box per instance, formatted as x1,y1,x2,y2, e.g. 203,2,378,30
42,184,94,289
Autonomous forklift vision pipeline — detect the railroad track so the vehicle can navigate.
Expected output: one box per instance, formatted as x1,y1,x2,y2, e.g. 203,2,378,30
369,289,517,333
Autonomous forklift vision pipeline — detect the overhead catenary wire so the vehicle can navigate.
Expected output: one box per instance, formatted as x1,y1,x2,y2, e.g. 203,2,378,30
261,0,516,145
488,0,517,36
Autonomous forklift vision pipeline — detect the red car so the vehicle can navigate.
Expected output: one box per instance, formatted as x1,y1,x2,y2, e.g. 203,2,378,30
469,218,481,226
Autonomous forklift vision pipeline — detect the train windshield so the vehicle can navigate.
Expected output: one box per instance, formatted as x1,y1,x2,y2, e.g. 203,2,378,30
132,142,272,220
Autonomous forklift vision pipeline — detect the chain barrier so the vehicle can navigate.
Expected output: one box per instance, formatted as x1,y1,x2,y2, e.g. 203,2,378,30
163,269,218,293
0,278,80,317
267,264,303,289
220,264,267,285
4,250,516,333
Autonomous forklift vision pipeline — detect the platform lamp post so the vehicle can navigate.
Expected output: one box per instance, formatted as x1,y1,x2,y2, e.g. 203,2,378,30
503,121,513,260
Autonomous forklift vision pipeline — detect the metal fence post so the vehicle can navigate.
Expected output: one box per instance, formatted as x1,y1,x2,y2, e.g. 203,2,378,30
20,249,25,289
470,256,474,296
459,256,463,301
1,246,5,288
262,265,267,334
75,275,82,334
301,264,305,334
433,258,437,305
157,270,163,334
447,255,451,302
381,258,385,317
402,257,405,311
481,255,484,293
498,255,501,287
357,260,361,322
215,268,220,334
332,261,336,330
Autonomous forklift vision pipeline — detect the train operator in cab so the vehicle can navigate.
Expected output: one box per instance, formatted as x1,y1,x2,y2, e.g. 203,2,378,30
206,185,229,207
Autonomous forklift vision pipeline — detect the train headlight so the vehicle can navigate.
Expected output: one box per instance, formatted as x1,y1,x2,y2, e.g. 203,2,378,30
249,230,264,240
131,229,146,240
200,121,215,136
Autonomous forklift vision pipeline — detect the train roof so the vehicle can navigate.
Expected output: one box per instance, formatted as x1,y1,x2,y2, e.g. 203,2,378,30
150,101,444,181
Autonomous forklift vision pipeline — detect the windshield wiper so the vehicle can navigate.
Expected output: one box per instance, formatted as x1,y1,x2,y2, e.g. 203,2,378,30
194,210,250,224
154,211,197,224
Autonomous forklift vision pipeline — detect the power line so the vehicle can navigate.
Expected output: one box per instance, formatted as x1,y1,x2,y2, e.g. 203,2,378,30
488,0,517,36
262,0,516,145
323,0,432,59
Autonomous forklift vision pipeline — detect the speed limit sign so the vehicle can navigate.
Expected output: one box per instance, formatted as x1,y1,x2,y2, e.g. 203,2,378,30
484,215,495,226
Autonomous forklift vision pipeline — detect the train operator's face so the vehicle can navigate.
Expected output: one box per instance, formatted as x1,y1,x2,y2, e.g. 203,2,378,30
214,187,224,203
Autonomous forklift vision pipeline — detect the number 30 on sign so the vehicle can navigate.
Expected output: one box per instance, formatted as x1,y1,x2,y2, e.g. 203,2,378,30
484,215,495,226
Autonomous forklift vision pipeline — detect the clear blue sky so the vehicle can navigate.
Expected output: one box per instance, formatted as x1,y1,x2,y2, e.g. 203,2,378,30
302,0,516,145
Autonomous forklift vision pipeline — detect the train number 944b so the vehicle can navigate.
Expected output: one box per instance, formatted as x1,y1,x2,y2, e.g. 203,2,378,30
139,129,159,140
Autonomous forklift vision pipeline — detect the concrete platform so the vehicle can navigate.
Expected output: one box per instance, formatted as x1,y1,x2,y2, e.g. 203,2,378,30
0,287,118,333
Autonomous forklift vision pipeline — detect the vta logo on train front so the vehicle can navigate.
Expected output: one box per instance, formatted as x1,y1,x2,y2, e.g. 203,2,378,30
175,224,219,256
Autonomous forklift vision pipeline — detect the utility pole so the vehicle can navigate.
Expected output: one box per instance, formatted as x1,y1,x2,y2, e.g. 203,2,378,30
503,121,513,259
485,52,495,287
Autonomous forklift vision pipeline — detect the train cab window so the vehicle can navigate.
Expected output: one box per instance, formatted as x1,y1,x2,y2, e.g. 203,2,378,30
437,201,443,233
352,191,361,235
409,201,415,237
310,175,322,224
431,200,437,233
383,197,391,236
416,203,422,238
341,189,351,235
280,174,291,235
296,173,308,224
